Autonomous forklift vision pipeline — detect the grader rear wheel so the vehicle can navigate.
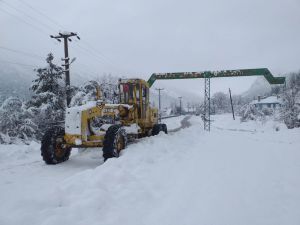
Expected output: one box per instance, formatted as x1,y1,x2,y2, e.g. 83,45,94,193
41,127,71,164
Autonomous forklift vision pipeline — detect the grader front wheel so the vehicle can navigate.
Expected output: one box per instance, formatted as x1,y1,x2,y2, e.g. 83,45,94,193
152,124,168,135
41,127,71,164
103,125,127,161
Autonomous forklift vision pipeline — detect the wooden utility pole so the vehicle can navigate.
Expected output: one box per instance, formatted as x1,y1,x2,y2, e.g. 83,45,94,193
229,88,235,120
178,96,182,115
50,32,80,107
155,88,164,122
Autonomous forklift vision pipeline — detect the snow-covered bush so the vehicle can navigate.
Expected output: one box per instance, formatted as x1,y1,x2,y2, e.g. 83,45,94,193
280,90,300,129
0,132,10,144
239,104,265,122
0,97,37,144
261,107,274,116
280,72,300,129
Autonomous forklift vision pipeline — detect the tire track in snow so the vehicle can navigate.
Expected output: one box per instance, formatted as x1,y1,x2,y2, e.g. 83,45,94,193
168,115,192,133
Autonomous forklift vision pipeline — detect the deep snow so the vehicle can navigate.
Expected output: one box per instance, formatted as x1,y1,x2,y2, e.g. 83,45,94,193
0,115,299,225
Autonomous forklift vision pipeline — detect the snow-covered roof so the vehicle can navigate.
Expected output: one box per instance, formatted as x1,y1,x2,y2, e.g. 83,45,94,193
251,96,282,105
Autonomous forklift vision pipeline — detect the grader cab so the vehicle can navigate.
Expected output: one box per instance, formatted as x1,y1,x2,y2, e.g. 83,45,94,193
41,78,167,164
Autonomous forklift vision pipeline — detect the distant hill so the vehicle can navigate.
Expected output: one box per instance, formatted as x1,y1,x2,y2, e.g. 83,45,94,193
0,63,200,108
150,87,201,110
0,63,35,104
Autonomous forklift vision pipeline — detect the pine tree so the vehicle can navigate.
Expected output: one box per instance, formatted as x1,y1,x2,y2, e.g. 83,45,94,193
27,53,66,137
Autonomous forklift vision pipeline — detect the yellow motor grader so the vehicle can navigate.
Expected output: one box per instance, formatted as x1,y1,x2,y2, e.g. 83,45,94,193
41,78,167,164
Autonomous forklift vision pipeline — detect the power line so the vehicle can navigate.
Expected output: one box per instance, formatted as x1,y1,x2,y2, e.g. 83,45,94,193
1,0,128,74
0,59,37,68
73,45,108,66
0,46,44,60
15,0,114,70
74,62,100,77
14,0,117,70
14,0,125,73
73,69,98,81
17,0,65,31
0,6,49,36
72,44,121,71
80,40,121,69
1,0,56,33
74,44,128,74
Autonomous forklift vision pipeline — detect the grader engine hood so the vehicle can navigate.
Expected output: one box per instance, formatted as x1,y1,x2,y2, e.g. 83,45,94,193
65,101,132,136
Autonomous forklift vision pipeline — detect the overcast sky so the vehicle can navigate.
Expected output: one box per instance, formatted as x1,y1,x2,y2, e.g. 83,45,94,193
0,0,299,98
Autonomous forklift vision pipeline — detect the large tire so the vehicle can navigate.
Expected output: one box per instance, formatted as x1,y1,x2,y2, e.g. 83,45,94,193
41,126,71,164
161,124,168,134
103,125,127,161
152,124,168,135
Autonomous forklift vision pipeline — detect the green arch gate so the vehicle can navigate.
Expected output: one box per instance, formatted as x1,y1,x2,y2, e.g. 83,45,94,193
147,68,285,131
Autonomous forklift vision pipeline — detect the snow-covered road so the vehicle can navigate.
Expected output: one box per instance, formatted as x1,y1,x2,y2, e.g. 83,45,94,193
0,115,300,225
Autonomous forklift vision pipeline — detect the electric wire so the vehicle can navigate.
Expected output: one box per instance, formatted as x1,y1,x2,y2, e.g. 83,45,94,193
14,0,126,72
17,0,65,31
0,59,37,68
0,46,45,60
0,45,101,79
0,0,128,75
0,6,49,36
1,0,57,33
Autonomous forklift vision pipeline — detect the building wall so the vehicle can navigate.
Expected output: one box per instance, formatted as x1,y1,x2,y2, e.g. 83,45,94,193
254,103,281,110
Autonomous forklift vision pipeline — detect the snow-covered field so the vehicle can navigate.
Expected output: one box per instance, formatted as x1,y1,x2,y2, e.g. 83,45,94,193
0,114,300,225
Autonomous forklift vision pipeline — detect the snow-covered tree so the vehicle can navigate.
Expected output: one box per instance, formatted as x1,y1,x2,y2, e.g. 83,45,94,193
280,72,300,128
0,97,37,143
27,53,65,137
239,103,265,122
71,80,99,106
71,74,119,106
270,85,283,95
97,73,119,103
211,92,230,114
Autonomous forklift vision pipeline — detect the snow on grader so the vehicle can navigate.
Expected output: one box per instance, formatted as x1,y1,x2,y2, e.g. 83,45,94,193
41,78,167,164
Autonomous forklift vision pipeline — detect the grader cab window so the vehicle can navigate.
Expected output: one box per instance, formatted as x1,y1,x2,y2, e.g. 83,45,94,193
119,83,134,104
